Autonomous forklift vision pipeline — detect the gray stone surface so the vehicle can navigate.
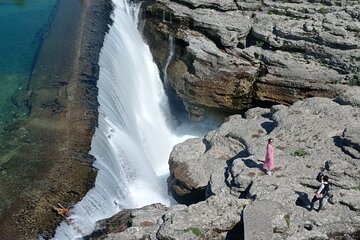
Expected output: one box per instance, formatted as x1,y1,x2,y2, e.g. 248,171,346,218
243,200,275,240
336,86,360,107
87,203,168,240
157,195,250,240
167,97,360,239
142,0,360,119
89,96,360,240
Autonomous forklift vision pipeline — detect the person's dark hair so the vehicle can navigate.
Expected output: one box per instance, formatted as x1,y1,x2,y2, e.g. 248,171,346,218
323,175,329,182
268,138,274,144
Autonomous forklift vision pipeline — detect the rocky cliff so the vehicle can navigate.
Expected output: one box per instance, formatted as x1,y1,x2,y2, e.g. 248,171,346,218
141,0,360,120
83,1,360,239
87,88,360,240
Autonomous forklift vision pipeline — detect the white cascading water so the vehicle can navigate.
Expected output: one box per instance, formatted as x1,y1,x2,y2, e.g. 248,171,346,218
52,0,199,239
163,35,174,90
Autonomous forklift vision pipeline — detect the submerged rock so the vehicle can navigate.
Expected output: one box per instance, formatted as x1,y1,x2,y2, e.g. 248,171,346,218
0,0,113,238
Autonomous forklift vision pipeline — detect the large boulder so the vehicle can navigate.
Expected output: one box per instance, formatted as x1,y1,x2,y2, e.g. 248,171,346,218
88,196,250,240
168,97,360,239
88,96,360,240
142,0,360,120
168,114,262,203
157,195,250,240
86,203,169,240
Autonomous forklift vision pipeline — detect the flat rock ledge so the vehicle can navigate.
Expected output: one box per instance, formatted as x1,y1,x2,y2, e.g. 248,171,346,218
88,90,360,240
141,0,360,120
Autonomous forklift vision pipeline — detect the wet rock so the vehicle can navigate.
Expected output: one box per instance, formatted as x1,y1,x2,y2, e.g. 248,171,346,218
86,204,168,240
0,0,113,238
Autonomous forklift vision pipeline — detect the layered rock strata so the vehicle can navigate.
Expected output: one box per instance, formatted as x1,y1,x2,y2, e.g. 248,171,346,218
142,0,360,120
88,91,360,239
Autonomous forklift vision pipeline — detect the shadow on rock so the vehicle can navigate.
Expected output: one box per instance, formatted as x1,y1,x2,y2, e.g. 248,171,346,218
225,215,244,240
295,191,311,211
261,121,275,134
242,159,263,169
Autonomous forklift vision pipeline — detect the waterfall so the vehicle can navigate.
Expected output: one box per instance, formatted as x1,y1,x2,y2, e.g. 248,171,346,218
52,0,194,239
163,35,174,90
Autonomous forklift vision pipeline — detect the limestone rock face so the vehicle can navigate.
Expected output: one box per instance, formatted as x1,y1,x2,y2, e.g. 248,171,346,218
336,86,360,107
86,203,169,240
157,195,249,240
168,114,256,203
142,0,360,119
88,196,250,240
88,96,360,240
167,97,360,239
172,0,238,11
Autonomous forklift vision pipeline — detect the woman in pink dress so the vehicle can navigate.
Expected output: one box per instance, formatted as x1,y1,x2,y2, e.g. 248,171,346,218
263,138,275,176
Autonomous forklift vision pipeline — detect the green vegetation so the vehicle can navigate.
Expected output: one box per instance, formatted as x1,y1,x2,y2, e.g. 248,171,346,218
292,149,310,157
349,75,360,86
284,214,291,228
185,227,202,237
256,40,265,48
319,7,329,15
298,8,306,14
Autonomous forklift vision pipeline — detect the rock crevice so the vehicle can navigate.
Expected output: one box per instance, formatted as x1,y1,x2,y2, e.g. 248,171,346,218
88,95,360,240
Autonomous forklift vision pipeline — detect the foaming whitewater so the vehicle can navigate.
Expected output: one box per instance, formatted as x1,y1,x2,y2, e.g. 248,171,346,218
52,0,199,239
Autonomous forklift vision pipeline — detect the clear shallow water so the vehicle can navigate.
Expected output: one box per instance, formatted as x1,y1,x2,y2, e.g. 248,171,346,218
0,0,58,164
53,0,218,239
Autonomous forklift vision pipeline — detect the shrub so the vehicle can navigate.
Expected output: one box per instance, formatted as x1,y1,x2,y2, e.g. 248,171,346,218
284,214,291,228
185,227,202,237
349,75,360,86
256,40,265,47
292,149,310,157
319,7,328,15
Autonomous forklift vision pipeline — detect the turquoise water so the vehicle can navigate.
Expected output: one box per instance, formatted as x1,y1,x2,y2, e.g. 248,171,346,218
0,0,58,164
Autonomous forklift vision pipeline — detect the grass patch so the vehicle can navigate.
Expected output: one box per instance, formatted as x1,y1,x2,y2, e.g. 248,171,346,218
185,227,202,237
292,149,310,157
349,75,360,86
256,40,265,48
284,214,291,228
319,7,329,15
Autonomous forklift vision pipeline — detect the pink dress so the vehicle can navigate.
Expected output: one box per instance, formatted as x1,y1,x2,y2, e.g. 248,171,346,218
263,143,275,171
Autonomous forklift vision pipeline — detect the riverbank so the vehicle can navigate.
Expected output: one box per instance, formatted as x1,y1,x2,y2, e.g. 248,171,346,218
0,0,112,238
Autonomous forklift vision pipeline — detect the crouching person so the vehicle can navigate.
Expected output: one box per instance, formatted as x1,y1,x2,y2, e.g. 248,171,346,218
310,175,330,212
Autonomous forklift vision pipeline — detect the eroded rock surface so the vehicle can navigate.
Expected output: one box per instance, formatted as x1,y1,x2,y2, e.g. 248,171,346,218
142,0,360,120
168,96,360,239
89,96,360,240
